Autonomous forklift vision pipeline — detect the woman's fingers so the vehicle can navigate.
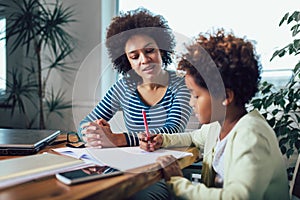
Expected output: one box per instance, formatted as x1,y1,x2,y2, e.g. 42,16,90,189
83,132,101,147
81,125,103,147
96,118,110,127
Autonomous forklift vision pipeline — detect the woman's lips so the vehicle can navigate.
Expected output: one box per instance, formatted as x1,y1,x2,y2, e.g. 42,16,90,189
143,65,155,72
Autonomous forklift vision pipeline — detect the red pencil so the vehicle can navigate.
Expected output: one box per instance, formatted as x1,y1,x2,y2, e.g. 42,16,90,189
142,109,150,142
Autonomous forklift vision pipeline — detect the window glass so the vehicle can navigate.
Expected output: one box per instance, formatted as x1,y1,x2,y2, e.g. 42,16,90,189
0,18,6,95
119,0,298,86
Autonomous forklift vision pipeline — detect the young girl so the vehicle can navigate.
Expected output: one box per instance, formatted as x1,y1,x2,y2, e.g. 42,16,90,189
139,30,290,200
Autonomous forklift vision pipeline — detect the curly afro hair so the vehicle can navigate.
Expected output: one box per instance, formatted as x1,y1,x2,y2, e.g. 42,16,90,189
105,7,175,75
178,29,262,106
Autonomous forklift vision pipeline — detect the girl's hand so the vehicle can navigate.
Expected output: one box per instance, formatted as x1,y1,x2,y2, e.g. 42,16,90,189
156,155,183,181
138,133,163,152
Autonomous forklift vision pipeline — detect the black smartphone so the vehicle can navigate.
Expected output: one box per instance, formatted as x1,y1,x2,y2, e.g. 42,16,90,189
55,165,123,185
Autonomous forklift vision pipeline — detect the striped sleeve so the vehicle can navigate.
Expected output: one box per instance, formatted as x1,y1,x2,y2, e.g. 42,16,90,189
77,80,124,136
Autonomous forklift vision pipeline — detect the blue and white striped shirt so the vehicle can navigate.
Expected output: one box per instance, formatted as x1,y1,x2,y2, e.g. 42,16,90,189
79,70,192,146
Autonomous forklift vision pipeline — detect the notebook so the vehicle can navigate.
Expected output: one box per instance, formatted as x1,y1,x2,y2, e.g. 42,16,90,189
0,128,61,156
0,153,89,189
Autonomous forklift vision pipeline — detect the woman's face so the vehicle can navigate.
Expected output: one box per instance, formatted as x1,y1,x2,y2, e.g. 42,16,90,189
185,74,212,124
125,34,163,82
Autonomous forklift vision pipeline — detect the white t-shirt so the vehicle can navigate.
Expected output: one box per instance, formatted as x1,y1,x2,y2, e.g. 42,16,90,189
212,133,231,181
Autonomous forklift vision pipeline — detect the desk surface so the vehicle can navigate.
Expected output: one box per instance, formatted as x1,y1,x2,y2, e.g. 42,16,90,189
0,134,199,200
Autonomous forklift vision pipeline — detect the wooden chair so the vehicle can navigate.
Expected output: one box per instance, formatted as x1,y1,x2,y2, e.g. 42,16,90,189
290,154,300,200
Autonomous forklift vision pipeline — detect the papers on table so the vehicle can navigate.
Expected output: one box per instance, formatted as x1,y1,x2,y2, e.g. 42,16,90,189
52,147,103,165
53,147,193,171
0,153,90,189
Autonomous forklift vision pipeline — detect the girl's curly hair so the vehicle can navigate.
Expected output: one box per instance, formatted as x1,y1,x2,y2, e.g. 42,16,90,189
105,7,175,75
178,30,262,106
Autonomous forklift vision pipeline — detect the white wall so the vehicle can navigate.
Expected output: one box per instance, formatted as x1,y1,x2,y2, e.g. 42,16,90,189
47,0,119,131
0,0,118,131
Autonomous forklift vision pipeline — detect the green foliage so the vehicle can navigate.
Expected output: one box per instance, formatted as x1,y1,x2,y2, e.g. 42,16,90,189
4,67,37,128
5,68,36,113
0,0,77,129
250,11,300,159
1,0,76,55
45,88,72,119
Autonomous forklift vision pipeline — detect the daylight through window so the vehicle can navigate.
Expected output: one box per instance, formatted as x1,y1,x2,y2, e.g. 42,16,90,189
119,0,298,87
0,17,6,95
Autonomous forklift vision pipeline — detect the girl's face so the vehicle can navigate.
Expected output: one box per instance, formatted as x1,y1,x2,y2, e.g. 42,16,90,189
185,74,212,124
125,34,163,82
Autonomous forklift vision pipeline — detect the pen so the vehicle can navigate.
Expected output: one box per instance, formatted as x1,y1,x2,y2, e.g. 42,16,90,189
142,109,150,142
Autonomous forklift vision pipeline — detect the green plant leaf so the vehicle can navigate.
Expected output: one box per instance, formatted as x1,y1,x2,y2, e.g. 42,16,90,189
294,39,300,50
288,11,300,24
45,88,72,118
291,11,300,22
4,67,38,116
0,0,43,55
279,137,289,147
268,117,276,128
250,98,262,109
286,148,294,158
280,145,287,155
279,12,289,26
271,108,279,116
0,0,78,129
291,24,300,37
279,99,286,108
266,95,276,108
262,112,268,120
294,62,300,73
260,81,274,94
295,140,300,150
40,0,77,55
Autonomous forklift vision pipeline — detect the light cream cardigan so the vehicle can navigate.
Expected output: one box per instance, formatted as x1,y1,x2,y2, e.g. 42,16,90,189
162,110,290,200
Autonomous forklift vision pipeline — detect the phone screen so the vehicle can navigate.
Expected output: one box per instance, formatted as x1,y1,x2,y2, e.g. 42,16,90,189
62,166,120,179
56,165,122,184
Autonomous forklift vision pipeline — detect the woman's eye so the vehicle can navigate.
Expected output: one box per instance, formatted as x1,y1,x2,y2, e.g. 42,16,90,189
129,54,138,59
145,48,155,53
193,95,199,99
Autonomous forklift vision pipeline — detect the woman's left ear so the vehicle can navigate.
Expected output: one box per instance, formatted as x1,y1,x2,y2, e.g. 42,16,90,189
222,89,234,106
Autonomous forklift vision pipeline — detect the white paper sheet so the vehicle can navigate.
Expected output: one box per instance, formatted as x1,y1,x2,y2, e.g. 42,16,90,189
87,147,192,171
53,146,192,171
52,147,105,165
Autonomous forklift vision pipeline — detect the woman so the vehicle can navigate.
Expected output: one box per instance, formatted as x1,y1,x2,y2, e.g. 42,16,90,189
79,8,192,148
139,30,290,199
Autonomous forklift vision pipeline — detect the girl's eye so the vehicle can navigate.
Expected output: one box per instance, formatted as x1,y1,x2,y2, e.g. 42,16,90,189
193,96,199,99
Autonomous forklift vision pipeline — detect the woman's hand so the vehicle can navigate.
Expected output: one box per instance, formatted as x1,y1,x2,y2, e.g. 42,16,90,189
156,155,183,181
81,119,123,148
138,133,163,152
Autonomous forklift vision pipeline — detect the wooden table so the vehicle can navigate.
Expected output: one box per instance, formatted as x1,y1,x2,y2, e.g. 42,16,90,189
0,134,199,200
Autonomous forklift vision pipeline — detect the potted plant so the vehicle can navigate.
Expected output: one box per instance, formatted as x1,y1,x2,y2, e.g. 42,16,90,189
0,0,77,129
249,11,300,177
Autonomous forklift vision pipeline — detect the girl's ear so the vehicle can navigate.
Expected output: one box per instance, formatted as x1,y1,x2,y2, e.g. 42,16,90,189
222,89,234,106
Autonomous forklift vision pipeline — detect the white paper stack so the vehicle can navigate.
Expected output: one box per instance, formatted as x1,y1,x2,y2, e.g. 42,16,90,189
0,153,89,189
